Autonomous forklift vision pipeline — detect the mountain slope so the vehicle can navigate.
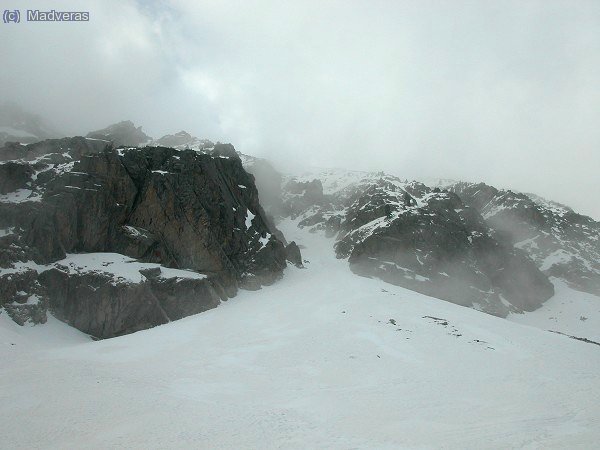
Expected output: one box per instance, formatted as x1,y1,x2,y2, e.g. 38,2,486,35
152,130,214,151
0,103,60,146
450,182,600,296
1,219,598,449
86,121,152,147
509,277,600,341
268,167,554,316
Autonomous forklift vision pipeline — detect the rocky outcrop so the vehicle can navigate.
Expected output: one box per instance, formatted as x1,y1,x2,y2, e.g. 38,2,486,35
283,179,327,219
334,179,553,316
0,138,294,338
0,268,47,326
37,266,221,339
86,120,151,147
450,182,600,296
280,171,554,316
0,162,34,194
153,130,214,150
154,130,195,147
0,135,108,162
284,242,303,268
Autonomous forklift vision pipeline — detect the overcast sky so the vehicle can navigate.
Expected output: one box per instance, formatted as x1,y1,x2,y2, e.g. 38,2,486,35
2,0,599,218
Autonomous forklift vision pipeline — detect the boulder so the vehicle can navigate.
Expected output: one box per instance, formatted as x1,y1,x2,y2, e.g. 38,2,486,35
285,241,303,267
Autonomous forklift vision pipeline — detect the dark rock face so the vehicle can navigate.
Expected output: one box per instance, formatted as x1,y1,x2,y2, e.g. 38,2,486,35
285,242,303,268
0,138,293,338
37,268,222,338
0,162,34,194
280,171,554,316
39,269,170,338
0,269,47,326
334,179,553,316
0,136,108,162
86,121,151,147
450,182,600,296
283,179,327,219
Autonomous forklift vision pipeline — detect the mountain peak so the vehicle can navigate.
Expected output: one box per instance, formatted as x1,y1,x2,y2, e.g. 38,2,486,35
86,121,151,147
152,130,214,150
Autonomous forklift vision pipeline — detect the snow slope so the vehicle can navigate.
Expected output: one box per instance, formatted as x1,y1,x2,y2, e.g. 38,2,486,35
509,278,600,342
1,220,599,449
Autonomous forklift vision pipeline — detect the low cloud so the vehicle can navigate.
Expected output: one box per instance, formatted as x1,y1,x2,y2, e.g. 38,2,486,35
1,0,598,217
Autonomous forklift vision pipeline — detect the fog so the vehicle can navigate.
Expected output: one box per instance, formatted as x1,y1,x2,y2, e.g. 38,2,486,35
1,0,599,219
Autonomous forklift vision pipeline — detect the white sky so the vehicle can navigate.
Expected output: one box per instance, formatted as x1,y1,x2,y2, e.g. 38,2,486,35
1,0,599,218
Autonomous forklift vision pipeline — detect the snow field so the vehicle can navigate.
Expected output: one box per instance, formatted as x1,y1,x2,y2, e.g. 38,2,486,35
0,219,598,449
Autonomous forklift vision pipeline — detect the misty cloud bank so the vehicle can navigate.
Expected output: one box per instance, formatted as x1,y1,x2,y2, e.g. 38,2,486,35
1,0,598,218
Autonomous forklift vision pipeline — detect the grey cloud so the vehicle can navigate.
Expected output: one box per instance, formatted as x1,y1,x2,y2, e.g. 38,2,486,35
1,0,598,217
